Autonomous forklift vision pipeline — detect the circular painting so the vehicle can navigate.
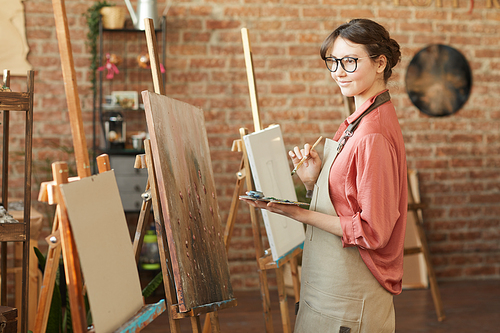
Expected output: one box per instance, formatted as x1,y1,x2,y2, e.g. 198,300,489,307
405,44,472,117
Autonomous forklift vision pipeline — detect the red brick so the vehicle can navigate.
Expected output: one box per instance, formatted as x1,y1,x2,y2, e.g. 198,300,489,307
284,20,321,31
170,72,209,83
450,158,483,168
464,266,496,277
415,159,450,169
210,45,244,56
450,231,482,242
433,194,468,205
224,7,260,17
190,6,213,16
400,22,434,33
270,84,306,94
253,21,282,30
471,24,499,34
436,267,463,278
183,32,211,42
168,45,207,56
167,19,203,30
259,97,288,108
339,9,374,18
190,58,227,68
415,133,448,143
433,170,468,181
265,7,299,17
302,7,337,17
206,20,241,29
285,0,320,3
436,23,470,34
290,71,326,82
470,194,500,204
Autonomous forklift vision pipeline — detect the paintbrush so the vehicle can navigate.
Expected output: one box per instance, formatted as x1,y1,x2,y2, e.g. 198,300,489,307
290,136,323,176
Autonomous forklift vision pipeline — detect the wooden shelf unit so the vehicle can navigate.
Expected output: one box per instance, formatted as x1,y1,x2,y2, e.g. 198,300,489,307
0,70,34,332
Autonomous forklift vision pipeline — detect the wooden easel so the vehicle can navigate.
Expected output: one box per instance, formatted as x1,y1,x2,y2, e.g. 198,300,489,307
342,98,445,321
34,1,165,331
126,18,237,333
215,28,302,333
405,170,446,321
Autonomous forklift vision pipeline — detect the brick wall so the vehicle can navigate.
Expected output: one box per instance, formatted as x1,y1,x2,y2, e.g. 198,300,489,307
2,0,499,292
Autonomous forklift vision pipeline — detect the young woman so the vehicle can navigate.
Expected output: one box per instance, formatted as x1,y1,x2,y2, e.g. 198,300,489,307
241,19,407,332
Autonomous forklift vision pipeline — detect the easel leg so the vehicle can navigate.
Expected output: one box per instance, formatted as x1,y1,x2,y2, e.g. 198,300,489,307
259,269,274,333
33,215,61,333
290,257,301,303
132,187,152,262
144,139,182,333
276,266,292,333
209,312,220,333
190,316,202,333
408,170,445,322
223,158,246,251
416,221,446,321
53,162,87,333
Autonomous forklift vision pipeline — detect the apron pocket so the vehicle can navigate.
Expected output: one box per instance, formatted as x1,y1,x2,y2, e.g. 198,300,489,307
295,299,361,333
295,283,363,333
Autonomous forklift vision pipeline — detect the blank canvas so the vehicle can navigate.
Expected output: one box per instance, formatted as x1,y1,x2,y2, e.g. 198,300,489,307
60,170,143,333
243,125,305,261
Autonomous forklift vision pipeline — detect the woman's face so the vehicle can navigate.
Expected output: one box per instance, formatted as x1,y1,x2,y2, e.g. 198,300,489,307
329,37,385,104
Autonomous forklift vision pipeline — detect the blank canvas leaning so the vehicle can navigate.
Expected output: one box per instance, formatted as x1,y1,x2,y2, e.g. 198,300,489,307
243,125,305,262
60,171,144,333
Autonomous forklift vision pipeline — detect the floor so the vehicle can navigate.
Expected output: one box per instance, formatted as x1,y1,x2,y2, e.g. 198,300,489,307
142,279,500,332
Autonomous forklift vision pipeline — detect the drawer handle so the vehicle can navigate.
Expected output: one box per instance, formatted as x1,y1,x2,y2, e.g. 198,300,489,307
134,185,141,192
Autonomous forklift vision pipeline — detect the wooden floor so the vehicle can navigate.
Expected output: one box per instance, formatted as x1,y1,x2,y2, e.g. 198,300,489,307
142,279,500,332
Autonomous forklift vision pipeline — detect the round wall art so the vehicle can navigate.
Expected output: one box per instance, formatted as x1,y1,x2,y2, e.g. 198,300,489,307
405,44,472,117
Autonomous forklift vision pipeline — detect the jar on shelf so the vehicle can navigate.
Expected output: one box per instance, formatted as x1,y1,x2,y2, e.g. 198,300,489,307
103,111,126,150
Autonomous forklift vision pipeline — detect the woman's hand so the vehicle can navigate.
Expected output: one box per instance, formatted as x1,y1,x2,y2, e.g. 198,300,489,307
289,143,322,190
239,198,303,220
240,197,343,237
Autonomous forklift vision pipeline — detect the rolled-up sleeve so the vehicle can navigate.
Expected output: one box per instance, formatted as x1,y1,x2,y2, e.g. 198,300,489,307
340,134,401,250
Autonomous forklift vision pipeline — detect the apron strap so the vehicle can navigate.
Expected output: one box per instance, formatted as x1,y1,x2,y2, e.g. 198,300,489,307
337,91,391,154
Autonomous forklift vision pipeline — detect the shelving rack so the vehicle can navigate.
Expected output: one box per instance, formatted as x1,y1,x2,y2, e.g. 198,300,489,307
92,16,166,171
0,70,34,333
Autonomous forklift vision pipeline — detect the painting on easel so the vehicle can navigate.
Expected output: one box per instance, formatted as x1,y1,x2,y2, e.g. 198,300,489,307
142,91,233,313
243,125,306,262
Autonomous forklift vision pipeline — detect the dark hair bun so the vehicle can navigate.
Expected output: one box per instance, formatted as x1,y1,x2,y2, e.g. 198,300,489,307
320,19,401,82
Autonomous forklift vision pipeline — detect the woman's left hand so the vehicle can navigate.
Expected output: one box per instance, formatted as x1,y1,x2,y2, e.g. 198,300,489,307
240,197,343,237
239,197,303,220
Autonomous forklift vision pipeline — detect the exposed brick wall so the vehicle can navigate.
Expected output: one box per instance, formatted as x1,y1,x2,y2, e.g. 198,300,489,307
1,0,499,294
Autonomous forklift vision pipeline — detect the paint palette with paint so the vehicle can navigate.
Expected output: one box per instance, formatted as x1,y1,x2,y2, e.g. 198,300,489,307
240,191,309,206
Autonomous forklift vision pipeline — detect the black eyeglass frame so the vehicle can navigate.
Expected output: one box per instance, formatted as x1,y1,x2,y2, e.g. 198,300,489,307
324,55,377,73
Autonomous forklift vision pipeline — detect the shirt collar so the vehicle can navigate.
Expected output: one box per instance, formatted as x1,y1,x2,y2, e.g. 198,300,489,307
346,89,389,125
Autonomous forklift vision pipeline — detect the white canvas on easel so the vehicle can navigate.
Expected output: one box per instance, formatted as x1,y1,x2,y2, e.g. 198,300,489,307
60,170,144,333
243,124,306,262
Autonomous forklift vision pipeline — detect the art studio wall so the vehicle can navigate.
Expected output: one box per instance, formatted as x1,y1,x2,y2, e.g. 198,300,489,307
1,0,499,291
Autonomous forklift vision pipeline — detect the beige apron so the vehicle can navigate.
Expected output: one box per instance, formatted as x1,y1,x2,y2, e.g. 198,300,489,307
294,139,395,333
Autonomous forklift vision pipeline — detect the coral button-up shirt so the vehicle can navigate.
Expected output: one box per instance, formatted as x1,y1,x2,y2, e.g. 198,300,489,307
329,90,408,295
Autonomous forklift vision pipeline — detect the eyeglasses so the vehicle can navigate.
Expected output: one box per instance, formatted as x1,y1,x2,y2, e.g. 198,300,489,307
324,55,377,73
